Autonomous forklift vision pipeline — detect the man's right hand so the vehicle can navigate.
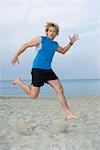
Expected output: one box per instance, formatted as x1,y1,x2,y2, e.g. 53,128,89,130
11,55,19,65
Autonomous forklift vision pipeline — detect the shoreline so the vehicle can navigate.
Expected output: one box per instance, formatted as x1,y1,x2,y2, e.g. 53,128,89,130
0,95,100,98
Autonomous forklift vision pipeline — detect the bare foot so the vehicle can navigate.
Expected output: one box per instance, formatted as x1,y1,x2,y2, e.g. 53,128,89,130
65,111,79,120
12,78,21,85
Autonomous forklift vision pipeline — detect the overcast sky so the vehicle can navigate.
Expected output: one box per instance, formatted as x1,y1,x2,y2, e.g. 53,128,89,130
0,0,100,80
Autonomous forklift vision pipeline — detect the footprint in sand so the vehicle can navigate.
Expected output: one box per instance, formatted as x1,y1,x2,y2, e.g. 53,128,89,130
8,118,32,136
48,119,69,133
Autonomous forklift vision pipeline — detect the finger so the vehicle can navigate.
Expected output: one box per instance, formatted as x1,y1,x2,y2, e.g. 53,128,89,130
77,37,79,40
11,62,15,65
17,59,19,64
75,34,79,38
11,59,15,65
73,33,76,37
75,35,79,40
73,34,79,40
73,33,79,38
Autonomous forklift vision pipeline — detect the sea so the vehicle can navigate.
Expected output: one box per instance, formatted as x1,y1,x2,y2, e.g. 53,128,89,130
0,79,100,97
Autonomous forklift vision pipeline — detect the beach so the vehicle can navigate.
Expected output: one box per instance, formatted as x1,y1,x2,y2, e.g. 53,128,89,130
0,96,100,150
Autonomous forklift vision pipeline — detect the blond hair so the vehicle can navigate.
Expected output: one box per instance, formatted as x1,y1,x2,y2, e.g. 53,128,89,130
45,22,59,35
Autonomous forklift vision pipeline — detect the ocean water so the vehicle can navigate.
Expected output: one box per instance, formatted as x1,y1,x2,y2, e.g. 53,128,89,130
0,79,100,97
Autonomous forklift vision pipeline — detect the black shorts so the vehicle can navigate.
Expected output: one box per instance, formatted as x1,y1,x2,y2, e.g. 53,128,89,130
31,68,58,87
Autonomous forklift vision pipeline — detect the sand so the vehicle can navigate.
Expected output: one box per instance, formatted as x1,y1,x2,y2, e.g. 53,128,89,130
0,96,100,150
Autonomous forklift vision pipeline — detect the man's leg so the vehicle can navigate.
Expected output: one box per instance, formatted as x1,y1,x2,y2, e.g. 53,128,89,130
47,79,78,120
12,78,40,99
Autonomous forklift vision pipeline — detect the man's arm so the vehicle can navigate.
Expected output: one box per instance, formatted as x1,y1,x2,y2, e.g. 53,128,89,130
11,36,41,65
57,33,79,54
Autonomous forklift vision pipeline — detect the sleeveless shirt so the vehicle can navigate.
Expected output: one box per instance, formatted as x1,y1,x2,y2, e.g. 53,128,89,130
32,36,58,69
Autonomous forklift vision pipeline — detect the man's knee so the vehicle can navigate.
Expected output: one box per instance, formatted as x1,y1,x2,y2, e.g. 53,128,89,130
56,86,64,94
31,93,38,100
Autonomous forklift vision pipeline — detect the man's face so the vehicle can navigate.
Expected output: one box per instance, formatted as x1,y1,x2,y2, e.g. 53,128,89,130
47,26,57,40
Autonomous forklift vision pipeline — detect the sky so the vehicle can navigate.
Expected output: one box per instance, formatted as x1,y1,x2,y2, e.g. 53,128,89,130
0,0,100,80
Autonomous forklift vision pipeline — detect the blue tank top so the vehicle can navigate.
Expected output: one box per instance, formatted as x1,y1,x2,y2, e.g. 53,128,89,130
32,36,58,69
